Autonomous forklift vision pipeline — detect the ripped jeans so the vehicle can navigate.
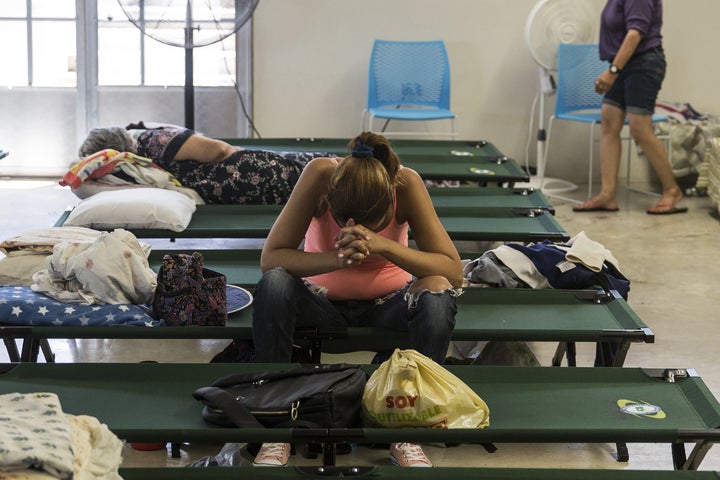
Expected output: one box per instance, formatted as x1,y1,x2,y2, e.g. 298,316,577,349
252,268,459,364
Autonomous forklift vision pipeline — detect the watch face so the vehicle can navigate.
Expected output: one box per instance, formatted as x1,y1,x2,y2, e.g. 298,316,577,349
610,65,620,74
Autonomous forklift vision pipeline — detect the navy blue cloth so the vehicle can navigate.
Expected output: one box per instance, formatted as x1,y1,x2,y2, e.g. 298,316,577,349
506,241,630,299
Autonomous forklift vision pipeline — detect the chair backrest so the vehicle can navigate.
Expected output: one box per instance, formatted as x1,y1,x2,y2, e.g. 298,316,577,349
555,44,607,115
367,40,451,110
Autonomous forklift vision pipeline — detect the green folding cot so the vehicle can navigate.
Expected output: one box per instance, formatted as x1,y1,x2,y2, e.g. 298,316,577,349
0,363,718,470
10,262,652,367
220,137,530,186
53,203,569,243
145,248,651,367
427,186,555,213
118,466,720,480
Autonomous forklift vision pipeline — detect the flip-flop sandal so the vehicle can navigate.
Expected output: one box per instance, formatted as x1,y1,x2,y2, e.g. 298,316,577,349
573,201,619,212
646,204,688,215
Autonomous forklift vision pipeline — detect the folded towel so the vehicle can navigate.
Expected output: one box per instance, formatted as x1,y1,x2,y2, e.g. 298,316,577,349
562,231,620,272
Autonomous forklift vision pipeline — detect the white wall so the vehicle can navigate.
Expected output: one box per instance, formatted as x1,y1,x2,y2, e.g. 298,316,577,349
251,0,720,184
1,0,718,182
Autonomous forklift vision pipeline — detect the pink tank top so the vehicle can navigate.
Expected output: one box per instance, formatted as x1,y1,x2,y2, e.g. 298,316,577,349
304,198,411,301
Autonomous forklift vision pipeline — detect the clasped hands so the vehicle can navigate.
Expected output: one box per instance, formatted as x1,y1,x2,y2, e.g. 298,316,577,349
334,218,377,268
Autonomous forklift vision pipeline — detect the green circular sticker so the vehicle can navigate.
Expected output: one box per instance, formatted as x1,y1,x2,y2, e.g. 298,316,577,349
450,150,474,156
468,168,495,175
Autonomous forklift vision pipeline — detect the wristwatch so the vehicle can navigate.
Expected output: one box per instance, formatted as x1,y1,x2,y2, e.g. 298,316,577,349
609,64,621,74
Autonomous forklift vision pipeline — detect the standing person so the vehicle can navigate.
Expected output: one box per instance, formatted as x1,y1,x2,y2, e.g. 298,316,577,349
573,0,686,215
250,131,463,468
77,124,316,204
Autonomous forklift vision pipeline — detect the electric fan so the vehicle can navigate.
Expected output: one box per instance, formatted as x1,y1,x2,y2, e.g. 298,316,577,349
523,0,597,194
117,0,260,129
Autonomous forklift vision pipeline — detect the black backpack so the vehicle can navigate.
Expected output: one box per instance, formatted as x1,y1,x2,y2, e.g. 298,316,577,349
193,364,367,429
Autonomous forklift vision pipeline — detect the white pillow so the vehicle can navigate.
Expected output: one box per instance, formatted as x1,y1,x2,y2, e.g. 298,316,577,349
63,188,196,232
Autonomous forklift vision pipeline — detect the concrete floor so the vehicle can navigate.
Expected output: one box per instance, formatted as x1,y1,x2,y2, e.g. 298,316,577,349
1,177,720,472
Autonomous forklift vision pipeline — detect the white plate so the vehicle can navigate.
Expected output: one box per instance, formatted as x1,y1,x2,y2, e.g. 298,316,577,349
226,285,253,314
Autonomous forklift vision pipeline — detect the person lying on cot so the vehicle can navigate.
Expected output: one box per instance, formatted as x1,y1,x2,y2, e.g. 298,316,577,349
77,124,320,204
249,131,464,468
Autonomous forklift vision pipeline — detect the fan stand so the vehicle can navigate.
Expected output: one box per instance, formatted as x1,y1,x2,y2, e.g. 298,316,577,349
518,67,578,197
184,1,195,129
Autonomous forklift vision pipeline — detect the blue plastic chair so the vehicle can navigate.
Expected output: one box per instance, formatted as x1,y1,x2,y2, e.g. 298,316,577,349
546,43,670,198
361,40,456,138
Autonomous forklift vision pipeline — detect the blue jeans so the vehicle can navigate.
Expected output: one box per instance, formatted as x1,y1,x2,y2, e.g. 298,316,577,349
252,268,458,364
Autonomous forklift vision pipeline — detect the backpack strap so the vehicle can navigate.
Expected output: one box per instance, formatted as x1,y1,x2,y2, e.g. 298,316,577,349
193,386,264,428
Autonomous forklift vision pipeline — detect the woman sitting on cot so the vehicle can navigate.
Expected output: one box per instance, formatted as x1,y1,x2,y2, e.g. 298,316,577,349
249,131,464,468
77,123,320,204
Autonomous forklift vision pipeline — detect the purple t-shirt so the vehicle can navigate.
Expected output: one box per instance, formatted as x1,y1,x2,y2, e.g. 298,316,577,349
599,0,662,61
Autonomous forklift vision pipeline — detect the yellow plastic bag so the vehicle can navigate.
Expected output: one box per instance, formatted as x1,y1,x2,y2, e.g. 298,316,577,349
362,348,490,429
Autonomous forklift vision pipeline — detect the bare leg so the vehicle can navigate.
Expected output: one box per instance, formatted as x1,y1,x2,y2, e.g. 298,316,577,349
627,112,684,212
574,103,625,211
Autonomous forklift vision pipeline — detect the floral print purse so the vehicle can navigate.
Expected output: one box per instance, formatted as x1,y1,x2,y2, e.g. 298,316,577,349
152,252,227,326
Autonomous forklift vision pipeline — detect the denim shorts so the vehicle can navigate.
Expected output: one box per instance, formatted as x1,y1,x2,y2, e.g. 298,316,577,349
604,48,666,115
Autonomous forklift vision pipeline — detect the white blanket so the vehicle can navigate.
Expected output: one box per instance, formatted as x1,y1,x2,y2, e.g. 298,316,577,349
31,229,156,305
0,396,124,480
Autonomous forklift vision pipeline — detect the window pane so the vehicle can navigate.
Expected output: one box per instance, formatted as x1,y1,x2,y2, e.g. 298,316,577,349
98,0,129,25
97,0,237,87
193,37,236,87
0,21,28,86
32,0,75,18
145,39,184,86
98,22,141,85
0,0,27,17
32,21,76,86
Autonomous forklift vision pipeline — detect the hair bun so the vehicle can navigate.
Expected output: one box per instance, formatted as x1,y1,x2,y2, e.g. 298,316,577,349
351,141,374,158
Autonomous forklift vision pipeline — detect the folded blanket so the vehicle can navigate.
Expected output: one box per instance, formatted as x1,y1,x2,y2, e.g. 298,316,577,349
61,149,203,204
557,230,620,272
1,227,101,257
0,411,124,480
60,149,170,189
0,392,75,479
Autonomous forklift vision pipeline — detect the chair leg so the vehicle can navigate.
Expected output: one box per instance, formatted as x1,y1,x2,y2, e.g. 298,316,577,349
587,122,597,199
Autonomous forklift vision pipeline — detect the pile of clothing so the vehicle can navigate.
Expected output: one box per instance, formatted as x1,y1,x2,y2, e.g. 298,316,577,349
462,231,630,299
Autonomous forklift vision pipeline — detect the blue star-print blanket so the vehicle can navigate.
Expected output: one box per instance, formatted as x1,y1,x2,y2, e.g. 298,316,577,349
0,286,163,327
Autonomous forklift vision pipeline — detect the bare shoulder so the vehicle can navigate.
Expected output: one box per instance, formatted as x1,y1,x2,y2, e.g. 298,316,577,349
396,166,433,224
302,157,338,180
397,166,427,195
291,157,337,204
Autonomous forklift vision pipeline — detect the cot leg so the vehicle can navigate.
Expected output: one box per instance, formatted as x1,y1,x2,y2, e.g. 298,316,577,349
610,341,630,367
20,338,41,362
40,340,55,362
681,441,713,470
3,338,20,362
171,442,181,459
595,342,620,367
322,442,337,466
616,442,629,462
566,342,577,366
309,340,322,364
672,442,687,470
551,342,576,366
551,343,566,366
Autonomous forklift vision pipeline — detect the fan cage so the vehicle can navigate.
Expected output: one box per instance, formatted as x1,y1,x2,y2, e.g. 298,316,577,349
525,0,597,71
117,0,259,48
